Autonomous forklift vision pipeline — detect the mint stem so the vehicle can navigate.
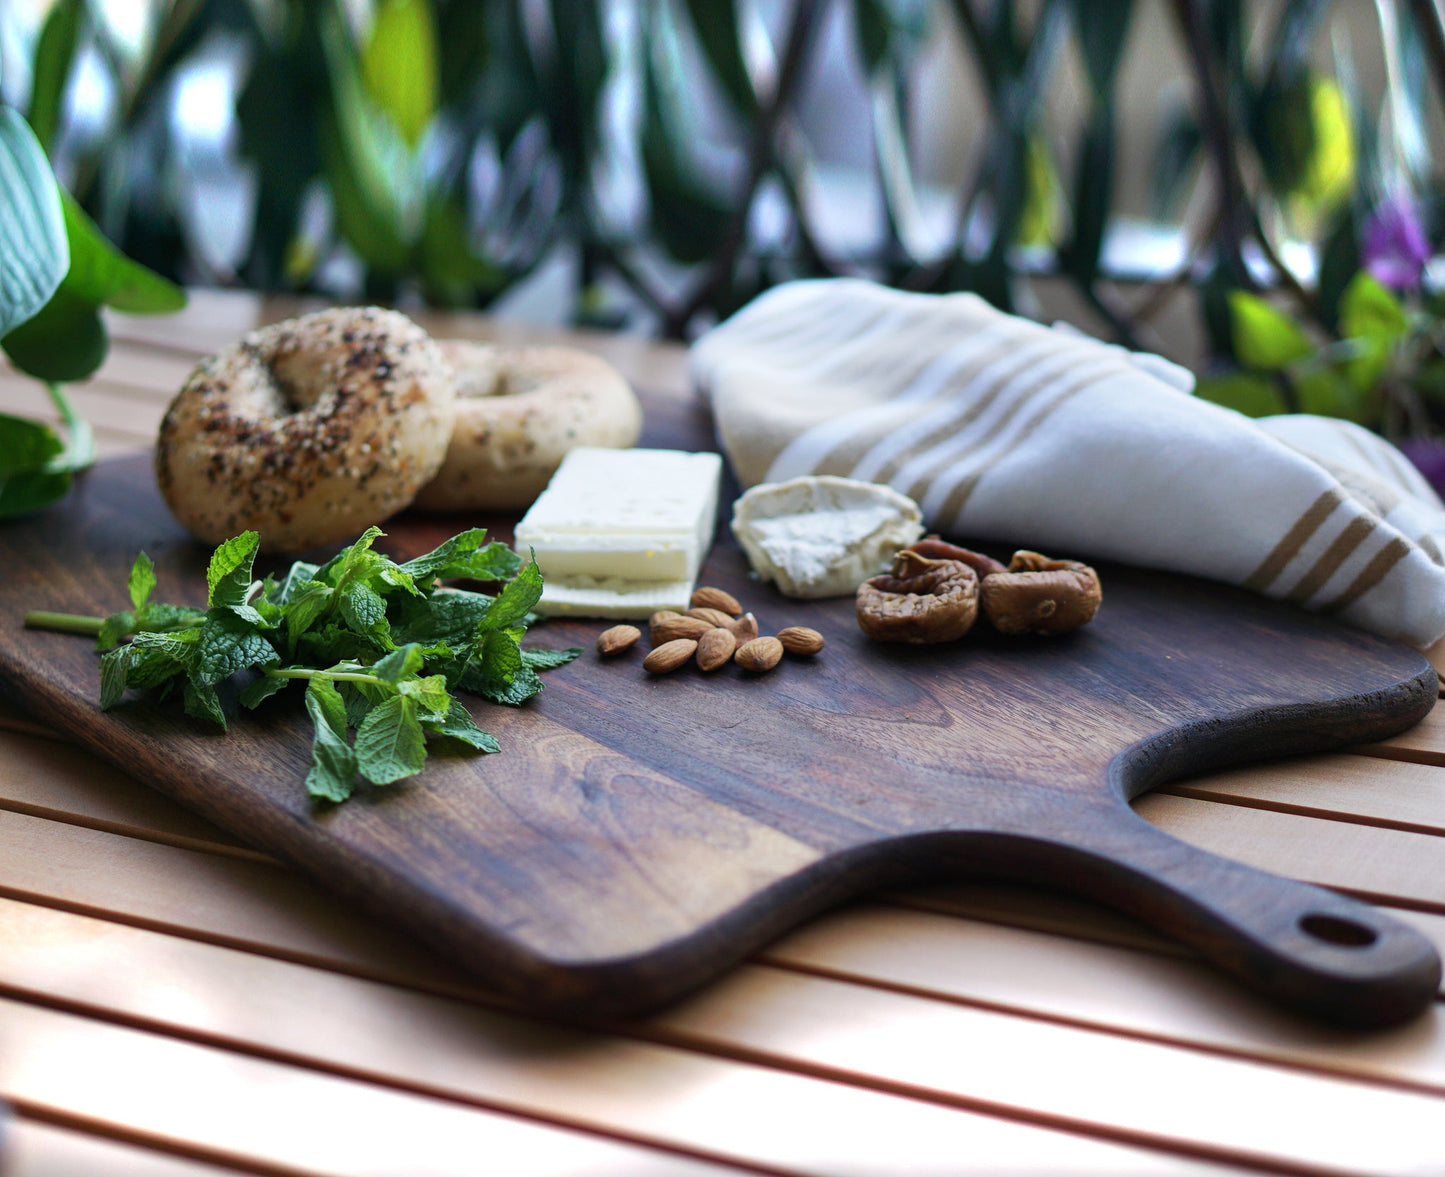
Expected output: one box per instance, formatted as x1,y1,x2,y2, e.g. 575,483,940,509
25,610,105,636
265,667,382,686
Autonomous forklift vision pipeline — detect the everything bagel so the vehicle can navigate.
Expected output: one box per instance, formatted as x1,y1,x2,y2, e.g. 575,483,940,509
155,306,455,552
410,340,642,512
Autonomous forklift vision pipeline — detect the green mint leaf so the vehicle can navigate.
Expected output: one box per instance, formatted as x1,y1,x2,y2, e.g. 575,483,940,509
96,609,135,650
238,673,288,709
307,676,350,739
372,642,424,683
227,602,277,629
270,561,320,605
460,629,543,706
423,699,501,753
131,629,200,658
317,525,384,586
283,582,333,646
304,680,358,802
355,694,427,785
484,663,543,707
337,580,391,645
126,643,191,691
342,684,373,729
127,551,156,610
99,646,130,709
192,610,279,687
376,562,420,595
401,530,522,582
297,622,379,668
478,557,543,632
206,531,260,609
397,673,450,717
183,678,227,728
522,647,583,671
390,589,492,649
135,602,206,632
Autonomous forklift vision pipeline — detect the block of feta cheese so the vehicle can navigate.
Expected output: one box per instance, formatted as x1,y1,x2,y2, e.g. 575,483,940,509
731,475,924,598
515,447,723,617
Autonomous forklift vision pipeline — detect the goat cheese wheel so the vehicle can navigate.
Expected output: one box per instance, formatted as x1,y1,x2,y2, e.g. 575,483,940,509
155,306,455,552
410,340,643,512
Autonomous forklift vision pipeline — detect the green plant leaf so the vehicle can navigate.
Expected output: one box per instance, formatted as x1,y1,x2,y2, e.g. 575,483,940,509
401,529,520,582
0,412,72,518
362,0,439,148
192,610,277,687
424,698,500,753
1339,272,1408,343
1194,372,1288,418
372,643,424,683
183,678,228,728
99,646,130,709
355,693,426,784
207,531,261,609
521,647,582,670
479,559,543,631
128,551,157,610
1295,365,1370,424
1,284,105,381
27,0,84,154
0,106,68,338
305,680,359,801
680,0,755,115
1227,292,1313,371
57,193,186,313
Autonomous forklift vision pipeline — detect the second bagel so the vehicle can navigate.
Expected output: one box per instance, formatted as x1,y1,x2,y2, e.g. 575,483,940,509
411,340,643,512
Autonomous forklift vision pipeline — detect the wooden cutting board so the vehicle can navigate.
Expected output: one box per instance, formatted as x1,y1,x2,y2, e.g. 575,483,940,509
1,398,1440,1028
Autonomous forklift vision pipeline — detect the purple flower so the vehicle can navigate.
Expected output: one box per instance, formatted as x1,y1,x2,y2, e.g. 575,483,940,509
1399,438,1445,501
1361,194,1432,291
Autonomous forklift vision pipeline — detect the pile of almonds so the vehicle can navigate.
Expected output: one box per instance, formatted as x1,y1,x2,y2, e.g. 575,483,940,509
595,586,824,676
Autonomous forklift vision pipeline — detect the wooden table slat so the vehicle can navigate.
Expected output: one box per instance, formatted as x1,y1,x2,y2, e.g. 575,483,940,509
6,1118,250,1177
1137,793,1445,912
0,896,1361,1177
0,996,756,1177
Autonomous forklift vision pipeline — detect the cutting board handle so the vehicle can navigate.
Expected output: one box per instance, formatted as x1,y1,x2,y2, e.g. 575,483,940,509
984,803,1441,1027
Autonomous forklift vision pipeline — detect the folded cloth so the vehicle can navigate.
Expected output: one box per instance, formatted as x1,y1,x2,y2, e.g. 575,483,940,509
690,279,1445,647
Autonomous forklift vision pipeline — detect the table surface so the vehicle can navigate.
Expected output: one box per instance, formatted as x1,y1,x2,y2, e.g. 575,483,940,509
3,291,1445,1177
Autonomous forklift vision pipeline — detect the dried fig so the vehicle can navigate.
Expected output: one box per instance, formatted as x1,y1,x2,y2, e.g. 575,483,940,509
980,551,1102,635
856,550,979,644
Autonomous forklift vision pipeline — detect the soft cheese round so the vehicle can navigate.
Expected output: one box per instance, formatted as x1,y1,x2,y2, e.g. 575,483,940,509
411,341,642,512
155,307,455,553
731,475,925,598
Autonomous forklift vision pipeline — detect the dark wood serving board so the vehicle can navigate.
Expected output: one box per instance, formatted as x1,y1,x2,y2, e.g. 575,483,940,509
1,397,1441,1027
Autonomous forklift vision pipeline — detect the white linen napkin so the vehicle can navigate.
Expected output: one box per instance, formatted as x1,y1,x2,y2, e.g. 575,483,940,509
690,279,1445,648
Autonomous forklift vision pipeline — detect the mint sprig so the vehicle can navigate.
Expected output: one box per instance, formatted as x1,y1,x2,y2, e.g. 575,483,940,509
26,528,581,803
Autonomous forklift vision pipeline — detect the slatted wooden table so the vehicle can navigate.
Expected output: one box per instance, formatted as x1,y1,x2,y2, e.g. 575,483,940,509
3,291,1444,1176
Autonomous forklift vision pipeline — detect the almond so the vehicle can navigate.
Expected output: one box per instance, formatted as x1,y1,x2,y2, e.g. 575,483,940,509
649,610,682,629
596,624,641,656
643,638,698,674
696,626,736,671
651,614,713,644
777,626,825,655
686,606,735,628
735,636,783,673
690,586,741,615
729,612,759,643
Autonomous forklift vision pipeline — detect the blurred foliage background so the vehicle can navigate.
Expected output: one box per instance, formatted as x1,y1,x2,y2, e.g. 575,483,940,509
2,0,1445,445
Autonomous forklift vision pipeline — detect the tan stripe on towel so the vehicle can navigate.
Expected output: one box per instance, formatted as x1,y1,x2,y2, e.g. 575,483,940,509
1283,515,1376,604
1242,488,1345,593
1318,537,1413,615
810,332,1032,480
929,362,1127,525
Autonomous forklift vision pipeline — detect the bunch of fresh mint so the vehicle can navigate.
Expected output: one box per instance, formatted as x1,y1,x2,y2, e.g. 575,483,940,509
88,526,578,802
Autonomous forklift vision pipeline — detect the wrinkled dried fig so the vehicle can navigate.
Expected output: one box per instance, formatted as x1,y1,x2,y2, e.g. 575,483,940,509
907,535,1007,579
856,550,979,644
980,551,1102,635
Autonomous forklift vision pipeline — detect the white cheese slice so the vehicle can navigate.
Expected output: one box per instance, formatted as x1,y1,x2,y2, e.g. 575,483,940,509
533,576,694,619
731,475,924,598
515,448,723,583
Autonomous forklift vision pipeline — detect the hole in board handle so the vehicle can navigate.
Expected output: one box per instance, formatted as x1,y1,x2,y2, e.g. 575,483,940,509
1300,913,1378,947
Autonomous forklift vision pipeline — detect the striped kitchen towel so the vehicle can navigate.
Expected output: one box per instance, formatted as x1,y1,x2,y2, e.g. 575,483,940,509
690,279,1445,648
